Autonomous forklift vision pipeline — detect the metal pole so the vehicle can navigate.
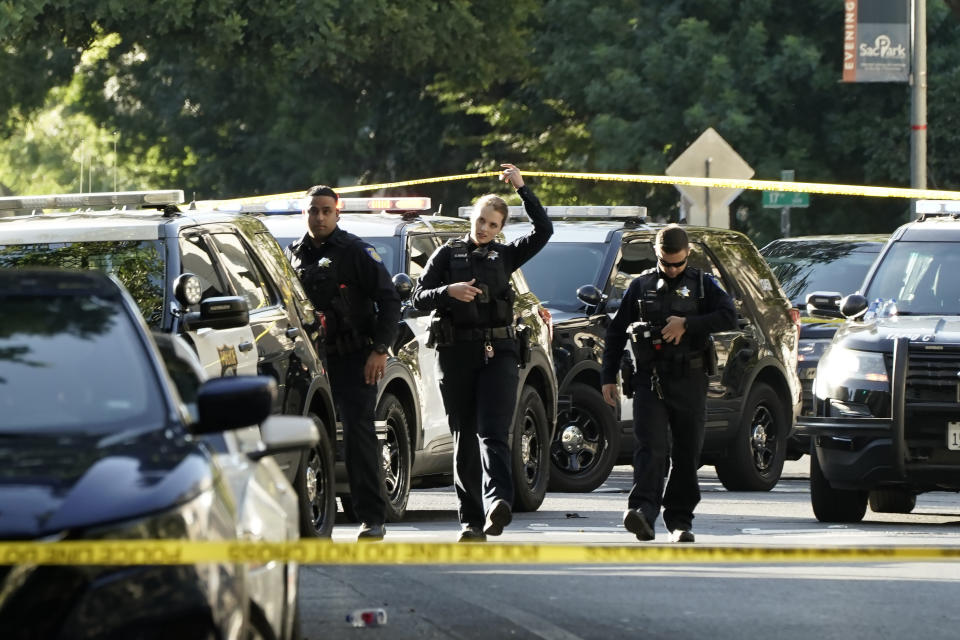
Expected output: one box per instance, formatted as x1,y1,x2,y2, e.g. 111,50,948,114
704,157,712,227
910,0,927,218
113,132,118,192
780,206,791,238
79,138,85,193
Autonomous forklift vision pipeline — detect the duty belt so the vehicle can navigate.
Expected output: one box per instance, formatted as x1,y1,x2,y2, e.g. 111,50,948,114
452,325,515,342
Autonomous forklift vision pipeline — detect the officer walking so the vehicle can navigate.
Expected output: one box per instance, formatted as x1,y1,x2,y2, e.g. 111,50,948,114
601,224,735,543
412,164,552,541
285,185,401,541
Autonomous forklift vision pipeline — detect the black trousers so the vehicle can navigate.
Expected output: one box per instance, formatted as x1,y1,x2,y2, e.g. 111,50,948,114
327,351,386,526
437,339,519,526
629,368,707,532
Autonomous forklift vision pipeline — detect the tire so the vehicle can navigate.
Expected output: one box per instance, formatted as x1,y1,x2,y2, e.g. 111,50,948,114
869,488,916,513
376,392,412,522
810,447,867,523
295,413,336,537
512,386,551,512
715,382,788,491
548,383,620,492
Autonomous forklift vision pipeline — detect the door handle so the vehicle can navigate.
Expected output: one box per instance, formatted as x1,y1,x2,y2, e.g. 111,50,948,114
238,341,255,352
285,327,300,339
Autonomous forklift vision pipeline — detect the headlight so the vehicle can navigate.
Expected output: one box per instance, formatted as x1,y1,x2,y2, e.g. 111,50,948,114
797,338,831,363
814,346,888,396
86,489,219,540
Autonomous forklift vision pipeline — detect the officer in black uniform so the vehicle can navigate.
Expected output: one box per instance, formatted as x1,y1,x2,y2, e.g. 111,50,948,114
412,164,552,542
601,224,735,543
285,185,401,541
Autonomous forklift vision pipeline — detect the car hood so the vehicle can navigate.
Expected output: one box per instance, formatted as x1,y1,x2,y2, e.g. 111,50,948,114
546,308,585,326
833,315,960,353
0,428,213,539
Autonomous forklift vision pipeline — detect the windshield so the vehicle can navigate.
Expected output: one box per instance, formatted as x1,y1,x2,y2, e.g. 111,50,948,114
516,242,607,311
763,241,882,306
0,241,167,326
0,293,166,433
864,241,960,315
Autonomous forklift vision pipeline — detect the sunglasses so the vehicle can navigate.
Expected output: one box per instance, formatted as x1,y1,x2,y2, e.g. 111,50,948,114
658,256,687,269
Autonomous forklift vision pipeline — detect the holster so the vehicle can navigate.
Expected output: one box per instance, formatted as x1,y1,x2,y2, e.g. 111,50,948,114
704,335,719,376
426,311,454,348
619,352,635,399
516,321,532,368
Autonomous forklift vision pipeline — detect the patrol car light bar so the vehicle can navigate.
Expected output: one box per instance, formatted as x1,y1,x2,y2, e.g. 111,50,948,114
456,205,647,220
216,196,432,215
0,190,184,211
338,197,431,212
916,200,960,214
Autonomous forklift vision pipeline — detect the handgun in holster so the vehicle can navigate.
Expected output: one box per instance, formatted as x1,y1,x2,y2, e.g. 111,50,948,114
515,319,532,368
619,352,635,399
704,334,718,376
426,310,453,348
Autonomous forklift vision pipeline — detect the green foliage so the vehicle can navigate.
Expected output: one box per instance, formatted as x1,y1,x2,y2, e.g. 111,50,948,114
1,1,959,249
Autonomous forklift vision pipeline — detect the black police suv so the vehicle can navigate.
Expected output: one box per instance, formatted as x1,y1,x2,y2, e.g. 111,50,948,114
0,190,338,537
498,206,801,492
761,234,887,420
248,196,559,516
798,204,960,522
0,268,316,640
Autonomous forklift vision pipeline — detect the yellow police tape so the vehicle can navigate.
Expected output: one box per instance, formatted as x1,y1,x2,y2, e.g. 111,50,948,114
2,541,959,565
205,170,960,207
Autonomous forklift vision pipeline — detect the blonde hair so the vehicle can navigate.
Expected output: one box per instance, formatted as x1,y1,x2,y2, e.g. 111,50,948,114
471,194,509,227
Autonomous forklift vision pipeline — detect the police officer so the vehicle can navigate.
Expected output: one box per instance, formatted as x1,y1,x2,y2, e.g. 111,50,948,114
285,185,401,541
412,164,552,542
601,224,735,543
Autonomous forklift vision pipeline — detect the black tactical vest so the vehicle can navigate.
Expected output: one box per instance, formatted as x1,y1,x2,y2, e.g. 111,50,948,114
289,232,376,346
444,238,515,328
638,266,707,357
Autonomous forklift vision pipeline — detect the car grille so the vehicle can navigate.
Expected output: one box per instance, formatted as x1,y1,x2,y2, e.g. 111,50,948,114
904,352,960,403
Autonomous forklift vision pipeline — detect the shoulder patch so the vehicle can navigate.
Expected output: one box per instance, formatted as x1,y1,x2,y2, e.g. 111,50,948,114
365,246,383,263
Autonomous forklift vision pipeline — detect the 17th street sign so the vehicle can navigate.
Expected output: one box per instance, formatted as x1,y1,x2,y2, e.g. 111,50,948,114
762,191,809,208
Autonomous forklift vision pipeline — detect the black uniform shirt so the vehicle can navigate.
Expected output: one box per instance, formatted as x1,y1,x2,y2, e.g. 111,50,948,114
412,185,553,313
285,227,400,349
601,265,736,384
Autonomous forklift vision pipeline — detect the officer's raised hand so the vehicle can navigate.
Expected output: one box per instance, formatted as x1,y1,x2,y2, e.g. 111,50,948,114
500,163,525,189
447,278,483,302
602,382,619,407
661,315,687,345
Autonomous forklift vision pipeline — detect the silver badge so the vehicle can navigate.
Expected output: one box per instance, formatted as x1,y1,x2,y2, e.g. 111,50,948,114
318,257,332,268
677,286,691,298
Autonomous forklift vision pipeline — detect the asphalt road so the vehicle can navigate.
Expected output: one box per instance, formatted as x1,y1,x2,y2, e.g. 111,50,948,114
297,460,960,639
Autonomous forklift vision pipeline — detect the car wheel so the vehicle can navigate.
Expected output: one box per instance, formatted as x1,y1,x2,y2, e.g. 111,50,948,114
512,386,550,512
376,392,412,522
869,488,916,513
295,414,336,537
715,382,787,491
548,383,620,493
810,447,867,523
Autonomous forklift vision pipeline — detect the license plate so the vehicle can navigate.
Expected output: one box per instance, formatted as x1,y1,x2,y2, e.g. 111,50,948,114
949,422,960,451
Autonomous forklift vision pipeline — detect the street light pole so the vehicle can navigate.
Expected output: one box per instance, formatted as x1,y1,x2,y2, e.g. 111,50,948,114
910,0,927,218
113,132,119,192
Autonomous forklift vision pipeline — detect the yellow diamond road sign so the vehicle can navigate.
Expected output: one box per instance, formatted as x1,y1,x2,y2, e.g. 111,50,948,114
666,127,754,228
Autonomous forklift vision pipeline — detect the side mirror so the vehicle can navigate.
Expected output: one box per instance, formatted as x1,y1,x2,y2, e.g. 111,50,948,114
248,415,320,461
840,294,869,319
182,296,250,331
393,273,414,302
576,284,604,308
805,291,843,319
194,375,276,434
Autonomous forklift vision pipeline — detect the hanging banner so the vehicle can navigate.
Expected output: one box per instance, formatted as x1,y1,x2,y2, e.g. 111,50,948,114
843,0,910,82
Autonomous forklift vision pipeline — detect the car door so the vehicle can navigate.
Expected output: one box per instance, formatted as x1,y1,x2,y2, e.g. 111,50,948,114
178,231,258,378
208,229,295,416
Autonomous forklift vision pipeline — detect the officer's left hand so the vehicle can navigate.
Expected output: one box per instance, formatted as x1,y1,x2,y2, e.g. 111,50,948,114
365,352,388,385
661,315,686,345
500,163,524,188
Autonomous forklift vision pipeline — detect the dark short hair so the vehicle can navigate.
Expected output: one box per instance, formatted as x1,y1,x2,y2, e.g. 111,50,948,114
304,185,339,202
655,224,688,253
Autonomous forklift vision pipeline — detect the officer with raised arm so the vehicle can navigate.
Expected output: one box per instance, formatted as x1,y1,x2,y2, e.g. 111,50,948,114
285,185,401,541
601,224,736,543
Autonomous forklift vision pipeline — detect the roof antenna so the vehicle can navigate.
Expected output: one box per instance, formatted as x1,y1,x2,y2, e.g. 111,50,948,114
436,203,443,217
188,191,197,210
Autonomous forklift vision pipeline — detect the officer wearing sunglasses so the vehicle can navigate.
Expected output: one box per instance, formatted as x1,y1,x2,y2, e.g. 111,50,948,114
601,224,735,544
